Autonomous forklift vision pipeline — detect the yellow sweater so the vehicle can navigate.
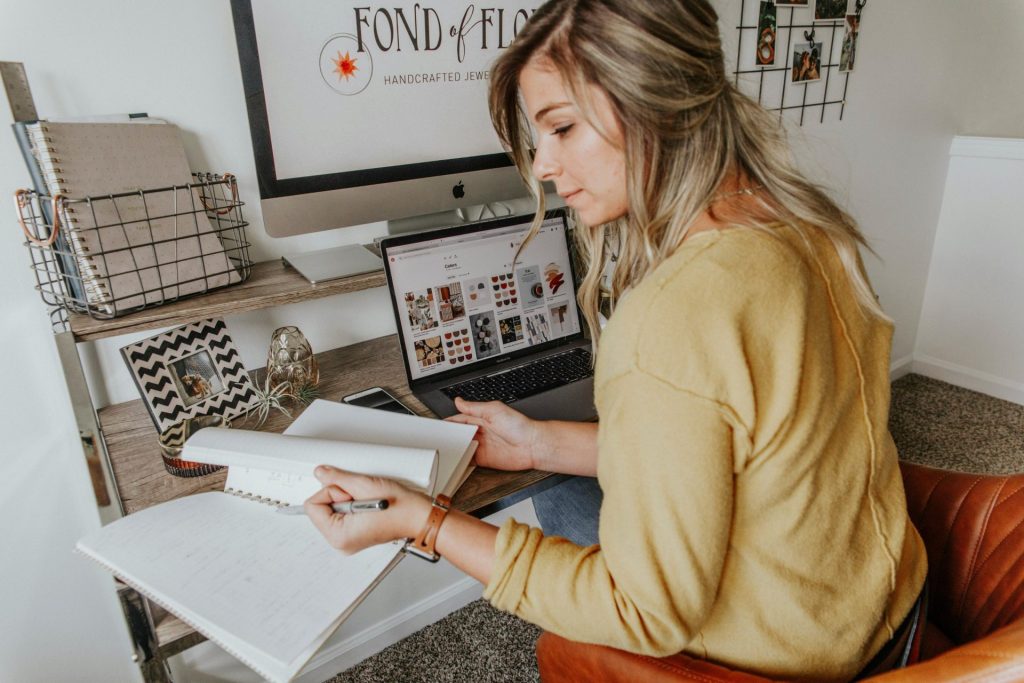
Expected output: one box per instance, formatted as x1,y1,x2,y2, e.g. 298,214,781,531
484,225,927,682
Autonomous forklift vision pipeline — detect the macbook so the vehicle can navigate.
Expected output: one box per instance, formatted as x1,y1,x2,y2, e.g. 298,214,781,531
379,209,596,422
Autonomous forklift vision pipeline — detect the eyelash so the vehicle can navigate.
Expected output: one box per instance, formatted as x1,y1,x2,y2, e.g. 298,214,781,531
551,124,574,137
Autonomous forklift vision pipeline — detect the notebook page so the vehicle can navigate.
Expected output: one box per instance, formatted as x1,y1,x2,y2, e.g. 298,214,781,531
182,427,438,499
287,399,478,495
76,492,402,683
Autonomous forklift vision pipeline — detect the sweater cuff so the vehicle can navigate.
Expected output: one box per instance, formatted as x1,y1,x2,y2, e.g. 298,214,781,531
483,517,544,614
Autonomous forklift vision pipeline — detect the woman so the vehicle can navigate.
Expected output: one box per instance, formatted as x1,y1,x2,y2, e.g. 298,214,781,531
305,0,927,679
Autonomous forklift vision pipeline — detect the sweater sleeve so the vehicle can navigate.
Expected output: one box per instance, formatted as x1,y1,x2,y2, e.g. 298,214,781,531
484,369,740,656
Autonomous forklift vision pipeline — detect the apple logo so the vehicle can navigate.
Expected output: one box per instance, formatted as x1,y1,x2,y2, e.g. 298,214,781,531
452,181,465,199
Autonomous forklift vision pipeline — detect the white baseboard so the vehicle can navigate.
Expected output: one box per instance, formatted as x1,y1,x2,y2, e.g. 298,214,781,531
890,354,915,381
910,355,1024,406
296,576,483,682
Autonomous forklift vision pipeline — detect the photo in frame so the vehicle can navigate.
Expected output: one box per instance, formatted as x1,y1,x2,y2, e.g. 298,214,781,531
791,41,823,83
814,0,849,22
121,318,258,433
774,0,809,7
839,13,861,72
756,1,778,66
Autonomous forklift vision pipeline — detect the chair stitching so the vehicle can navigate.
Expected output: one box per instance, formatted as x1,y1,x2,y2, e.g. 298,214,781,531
915,473,952,600
966,550,1024,638
943,477,985,623
958,479,1015,643
972,497,1024,578
954,480,1024,636
958,479,1007,589
916,473,947,520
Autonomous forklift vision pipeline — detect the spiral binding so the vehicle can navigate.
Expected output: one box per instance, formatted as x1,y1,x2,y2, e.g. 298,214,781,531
224,487,288,508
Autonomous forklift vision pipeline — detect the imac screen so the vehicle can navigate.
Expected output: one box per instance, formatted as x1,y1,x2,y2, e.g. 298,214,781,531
230,1,539,236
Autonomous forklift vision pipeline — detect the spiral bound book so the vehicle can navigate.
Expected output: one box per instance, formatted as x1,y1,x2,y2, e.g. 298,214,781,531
76,400,478,683
24,121,241,315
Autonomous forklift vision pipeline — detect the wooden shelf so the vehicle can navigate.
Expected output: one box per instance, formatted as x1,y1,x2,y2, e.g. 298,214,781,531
68,259,386,342
99,334,558,516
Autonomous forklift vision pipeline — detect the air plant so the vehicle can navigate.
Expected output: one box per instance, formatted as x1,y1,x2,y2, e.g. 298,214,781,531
244,375,293,428
289,382,319,406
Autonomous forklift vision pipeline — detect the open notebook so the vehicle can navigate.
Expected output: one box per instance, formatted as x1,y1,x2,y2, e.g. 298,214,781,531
76,400,477,683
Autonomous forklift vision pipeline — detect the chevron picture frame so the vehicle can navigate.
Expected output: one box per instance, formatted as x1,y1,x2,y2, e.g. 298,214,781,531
120,318,258,433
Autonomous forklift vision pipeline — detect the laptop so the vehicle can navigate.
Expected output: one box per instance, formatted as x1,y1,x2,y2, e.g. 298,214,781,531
379,209,597,422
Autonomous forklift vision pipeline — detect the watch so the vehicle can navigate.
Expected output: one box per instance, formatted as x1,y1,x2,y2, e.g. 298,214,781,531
404,494,452,562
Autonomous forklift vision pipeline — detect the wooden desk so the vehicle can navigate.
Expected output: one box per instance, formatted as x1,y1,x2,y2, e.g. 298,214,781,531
98,333,568,656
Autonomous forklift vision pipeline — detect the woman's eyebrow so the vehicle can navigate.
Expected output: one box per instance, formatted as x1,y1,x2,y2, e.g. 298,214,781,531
533,102,572,123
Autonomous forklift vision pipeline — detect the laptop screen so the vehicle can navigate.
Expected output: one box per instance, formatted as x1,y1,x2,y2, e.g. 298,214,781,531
382,212,583,383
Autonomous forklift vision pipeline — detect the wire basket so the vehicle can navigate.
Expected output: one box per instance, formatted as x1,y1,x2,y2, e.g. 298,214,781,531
16,172,252,324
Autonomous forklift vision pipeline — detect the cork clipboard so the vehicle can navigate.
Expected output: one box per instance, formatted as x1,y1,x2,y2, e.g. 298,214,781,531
26,121,240,315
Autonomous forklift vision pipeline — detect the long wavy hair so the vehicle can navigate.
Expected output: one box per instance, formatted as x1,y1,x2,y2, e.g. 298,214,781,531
489,0,884,348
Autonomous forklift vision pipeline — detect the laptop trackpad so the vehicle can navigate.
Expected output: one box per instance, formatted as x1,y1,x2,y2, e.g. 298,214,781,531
511,378,597,422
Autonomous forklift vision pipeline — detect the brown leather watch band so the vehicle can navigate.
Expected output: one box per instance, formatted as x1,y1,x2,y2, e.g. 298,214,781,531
404,494,452,562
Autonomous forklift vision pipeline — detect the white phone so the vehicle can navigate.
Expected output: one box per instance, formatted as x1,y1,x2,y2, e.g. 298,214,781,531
342,386,415,415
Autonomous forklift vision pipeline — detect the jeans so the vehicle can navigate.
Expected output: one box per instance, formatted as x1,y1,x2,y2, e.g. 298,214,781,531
531,476,604,546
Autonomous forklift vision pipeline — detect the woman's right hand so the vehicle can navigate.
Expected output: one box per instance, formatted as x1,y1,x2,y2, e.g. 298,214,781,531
446,397,543,471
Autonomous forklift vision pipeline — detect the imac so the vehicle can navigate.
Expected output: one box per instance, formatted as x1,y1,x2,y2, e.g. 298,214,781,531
229,0,540,249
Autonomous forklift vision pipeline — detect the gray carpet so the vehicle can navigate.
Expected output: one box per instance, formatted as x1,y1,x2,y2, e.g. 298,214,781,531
324,373,1024,683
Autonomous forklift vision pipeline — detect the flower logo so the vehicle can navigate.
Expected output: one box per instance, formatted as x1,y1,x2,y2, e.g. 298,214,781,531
319,34,373,95
332,51,358,81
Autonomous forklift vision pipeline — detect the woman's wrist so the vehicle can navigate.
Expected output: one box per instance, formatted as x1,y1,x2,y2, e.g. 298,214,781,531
528,419,550,471
401,491,435,540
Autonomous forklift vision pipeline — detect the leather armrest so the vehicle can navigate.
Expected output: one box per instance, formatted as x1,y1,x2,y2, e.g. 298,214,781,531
536,632,773,683
869,619,1024,682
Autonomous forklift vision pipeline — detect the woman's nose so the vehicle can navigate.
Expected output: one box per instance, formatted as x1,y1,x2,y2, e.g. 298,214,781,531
532,141,559,181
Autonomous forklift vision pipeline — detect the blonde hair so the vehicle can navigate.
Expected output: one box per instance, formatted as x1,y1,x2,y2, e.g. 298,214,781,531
489,0,884,348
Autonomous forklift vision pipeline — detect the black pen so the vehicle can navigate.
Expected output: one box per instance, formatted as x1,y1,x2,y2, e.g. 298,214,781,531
276,499,390,516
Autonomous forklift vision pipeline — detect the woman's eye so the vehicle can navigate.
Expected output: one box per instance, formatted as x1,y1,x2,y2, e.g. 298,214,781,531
552,124,574,137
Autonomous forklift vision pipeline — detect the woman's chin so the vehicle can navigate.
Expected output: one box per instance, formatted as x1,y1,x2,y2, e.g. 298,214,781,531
572,203,625,227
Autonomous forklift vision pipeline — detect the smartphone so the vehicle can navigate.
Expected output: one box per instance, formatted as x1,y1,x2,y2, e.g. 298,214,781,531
342,386,415,415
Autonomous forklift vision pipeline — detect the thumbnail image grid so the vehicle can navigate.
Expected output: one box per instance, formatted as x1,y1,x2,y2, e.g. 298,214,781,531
404,289,438,332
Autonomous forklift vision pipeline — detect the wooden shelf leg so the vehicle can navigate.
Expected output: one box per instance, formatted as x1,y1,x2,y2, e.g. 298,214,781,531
119,586,172,683
54,331,122,519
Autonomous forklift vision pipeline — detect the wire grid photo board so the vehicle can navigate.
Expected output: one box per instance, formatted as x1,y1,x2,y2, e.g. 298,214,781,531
733,0,866,125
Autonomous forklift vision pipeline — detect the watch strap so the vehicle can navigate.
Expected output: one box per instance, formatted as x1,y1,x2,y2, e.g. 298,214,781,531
405,494,452,562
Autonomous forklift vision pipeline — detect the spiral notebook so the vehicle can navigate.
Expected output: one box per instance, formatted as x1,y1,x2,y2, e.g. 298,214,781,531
76,400,478,683
24,120,240,315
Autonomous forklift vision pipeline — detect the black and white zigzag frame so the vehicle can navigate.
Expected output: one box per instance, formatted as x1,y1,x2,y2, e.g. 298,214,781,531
121,318,257,433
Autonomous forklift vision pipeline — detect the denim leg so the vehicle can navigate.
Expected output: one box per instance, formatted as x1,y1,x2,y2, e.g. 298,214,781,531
531,476,604,546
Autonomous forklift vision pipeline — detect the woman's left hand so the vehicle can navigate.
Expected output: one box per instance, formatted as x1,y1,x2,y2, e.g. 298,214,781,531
305,466,432,554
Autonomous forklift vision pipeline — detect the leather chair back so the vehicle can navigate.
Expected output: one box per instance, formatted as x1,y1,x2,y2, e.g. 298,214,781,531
901,464,1024,645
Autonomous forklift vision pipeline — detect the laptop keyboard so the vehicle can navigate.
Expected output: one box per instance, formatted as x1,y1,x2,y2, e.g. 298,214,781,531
441,347,593,403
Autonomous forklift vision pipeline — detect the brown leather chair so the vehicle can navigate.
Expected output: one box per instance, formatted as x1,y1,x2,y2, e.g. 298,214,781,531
537,462,1024,682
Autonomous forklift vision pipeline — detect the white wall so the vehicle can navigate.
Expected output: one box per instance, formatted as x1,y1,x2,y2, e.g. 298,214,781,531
943,1,1024,139
1,0,1017,681
914,137,1024,404
718,0,963,369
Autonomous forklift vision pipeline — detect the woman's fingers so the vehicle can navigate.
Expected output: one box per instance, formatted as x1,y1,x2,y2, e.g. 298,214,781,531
453,397,507,418
314,464,359,487
306,483,351,506
304,485,352,541
446,413,488,429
